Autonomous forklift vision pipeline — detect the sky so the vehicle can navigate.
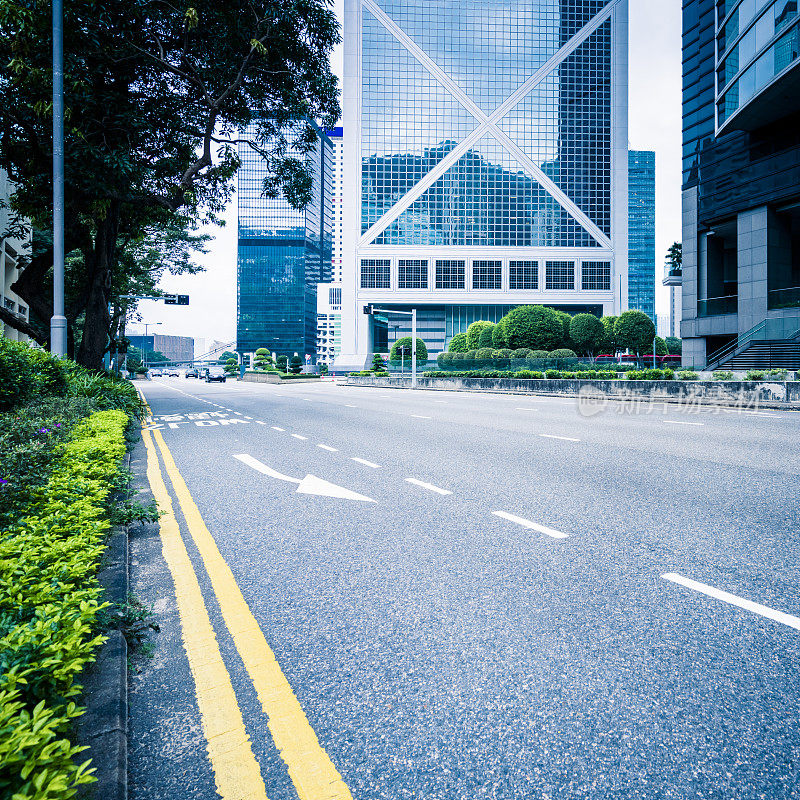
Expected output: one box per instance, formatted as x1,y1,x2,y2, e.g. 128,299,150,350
131,0,682,345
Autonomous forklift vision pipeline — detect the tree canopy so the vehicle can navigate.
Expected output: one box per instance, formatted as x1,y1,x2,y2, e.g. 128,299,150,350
569,313,605,356
614,310,656,355
0,0,340,366
502,306,564,351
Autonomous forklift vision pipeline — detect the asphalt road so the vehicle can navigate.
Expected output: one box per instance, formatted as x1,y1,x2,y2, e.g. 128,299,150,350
129,377,800,800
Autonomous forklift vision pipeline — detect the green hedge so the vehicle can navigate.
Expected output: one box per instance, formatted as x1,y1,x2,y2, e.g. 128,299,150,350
0,409,128,799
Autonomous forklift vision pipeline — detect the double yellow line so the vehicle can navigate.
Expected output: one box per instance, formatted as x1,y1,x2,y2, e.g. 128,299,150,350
142,406,352,800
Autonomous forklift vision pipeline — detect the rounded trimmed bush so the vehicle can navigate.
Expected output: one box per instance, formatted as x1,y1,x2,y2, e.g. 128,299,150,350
477,324,496,348
511,348,532,359
569,313,605,356
448,333,468,353
0,339,37,410
548,349,577,359
492,317,509,348
496,349,513,359
467,321,494,350
501,305,564,350
391,337,428,363
528,350,549,360
475,347,495,360
614,310,656,355
437,352,454,367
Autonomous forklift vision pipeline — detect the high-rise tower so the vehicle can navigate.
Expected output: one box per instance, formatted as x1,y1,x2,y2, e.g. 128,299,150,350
337,0,629,366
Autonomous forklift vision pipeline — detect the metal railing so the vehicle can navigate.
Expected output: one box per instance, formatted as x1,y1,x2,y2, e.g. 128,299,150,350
705,313,800,369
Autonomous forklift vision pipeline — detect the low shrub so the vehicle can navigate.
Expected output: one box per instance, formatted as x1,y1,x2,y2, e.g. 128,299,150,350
713,371,734,381
528,350,549,360
745,370,765,381
372,371,389,377
67,368,145,419
511,348,533,359
0,409,128,799
437,352,454,368
475,348,495,360
766,368,788,380
677,370,700,381
495,349,514,359
279,373,320,380
548,349,577,359
545,369,560,378
0,339,38,410
513,370,544,379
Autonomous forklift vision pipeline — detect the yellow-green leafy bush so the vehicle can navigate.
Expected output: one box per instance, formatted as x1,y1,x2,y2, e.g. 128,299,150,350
0,409,128,799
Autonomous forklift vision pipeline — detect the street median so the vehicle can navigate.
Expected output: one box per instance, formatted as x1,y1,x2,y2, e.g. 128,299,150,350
346,375,800,409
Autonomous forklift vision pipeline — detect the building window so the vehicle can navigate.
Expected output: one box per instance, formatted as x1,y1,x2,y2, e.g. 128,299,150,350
398,259,428,289
329,287,341,305
472,260,502,290
435,260,465,289
545,261,575,290
509,261,538,290
581,261,611,290
360,259,390,289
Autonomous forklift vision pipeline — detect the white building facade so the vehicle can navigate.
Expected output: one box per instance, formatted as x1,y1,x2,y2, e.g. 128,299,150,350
317,127,344,365
337,0,629,368
0,170,31,343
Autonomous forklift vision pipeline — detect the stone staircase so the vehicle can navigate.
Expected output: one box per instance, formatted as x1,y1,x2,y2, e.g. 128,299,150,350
722,340,800,370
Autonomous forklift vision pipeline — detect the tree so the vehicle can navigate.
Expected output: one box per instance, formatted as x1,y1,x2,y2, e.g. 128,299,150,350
253,348,272,370
665,242,682,273
219,351,238,364
448,333,468,352
371,353,386,371
319,362,328,375
276,354,289,372
569,314,605,358
289,354,303,374
390,337,428,364
501,306,563,351
477,324,496,348
466,321,493,350
223,357,239,375
653,336,668,356
553,310,574,351
665,336,682,355
492,317,509,348
614,310,656,355
601,316,618,354
0,0,340,367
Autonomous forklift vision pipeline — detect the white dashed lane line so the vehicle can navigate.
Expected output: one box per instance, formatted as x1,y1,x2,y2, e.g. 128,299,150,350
664,420,704,427
539,434,580,442
405,478,452,496
662,573,800,631
492,511,568,539
271,426,285,432
291,434,308,441
317,444,338,452
351,457,380,469
410,415,431,419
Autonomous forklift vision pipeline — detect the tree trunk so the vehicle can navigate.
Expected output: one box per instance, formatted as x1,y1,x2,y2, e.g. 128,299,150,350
77,210,119,369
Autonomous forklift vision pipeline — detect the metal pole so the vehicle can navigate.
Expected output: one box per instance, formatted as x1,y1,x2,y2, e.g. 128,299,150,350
411,308,417,388
50,0,67,356
653,338,657,370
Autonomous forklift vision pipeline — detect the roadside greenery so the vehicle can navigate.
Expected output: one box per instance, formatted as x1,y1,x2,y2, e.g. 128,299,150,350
0,339,144,798
390,337,428,365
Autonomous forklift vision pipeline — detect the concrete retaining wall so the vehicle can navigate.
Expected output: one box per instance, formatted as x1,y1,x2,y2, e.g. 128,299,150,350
242,372,321,384
346,376,800,408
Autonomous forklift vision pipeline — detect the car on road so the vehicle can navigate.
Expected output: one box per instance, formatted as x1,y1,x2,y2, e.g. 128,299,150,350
165,368,180,377
149,368,163,377
205,365,226,383
185,368,199,379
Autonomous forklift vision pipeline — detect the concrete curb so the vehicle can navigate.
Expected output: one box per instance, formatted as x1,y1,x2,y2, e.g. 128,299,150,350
346,376,800,410
76,473,130,800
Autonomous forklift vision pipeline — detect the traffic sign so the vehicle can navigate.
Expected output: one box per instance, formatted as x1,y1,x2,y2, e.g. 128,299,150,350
164,294,190,305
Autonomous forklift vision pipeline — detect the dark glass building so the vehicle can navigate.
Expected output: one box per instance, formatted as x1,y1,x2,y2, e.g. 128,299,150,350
681,0,800,368
628,150,656,321
236,124,333,359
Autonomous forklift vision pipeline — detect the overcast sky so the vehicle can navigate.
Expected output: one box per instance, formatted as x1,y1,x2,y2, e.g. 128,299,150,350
133,0,682,345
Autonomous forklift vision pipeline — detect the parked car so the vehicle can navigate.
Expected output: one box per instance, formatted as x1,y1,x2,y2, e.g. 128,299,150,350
206,365,226,383
185,368,199,379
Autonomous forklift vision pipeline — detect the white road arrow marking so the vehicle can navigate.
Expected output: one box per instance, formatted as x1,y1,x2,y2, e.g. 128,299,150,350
296,475,375,502
233,454,375,502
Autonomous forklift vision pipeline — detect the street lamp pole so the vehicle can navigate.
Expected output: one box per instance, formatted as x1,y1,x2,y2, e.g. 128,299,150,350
50,0,67,356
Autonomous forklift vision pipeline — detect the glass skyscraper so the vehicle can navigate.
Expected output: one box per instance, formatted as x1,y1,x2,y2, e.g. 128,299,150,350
236,124,333,359
337,0,629,365
627,150,656,321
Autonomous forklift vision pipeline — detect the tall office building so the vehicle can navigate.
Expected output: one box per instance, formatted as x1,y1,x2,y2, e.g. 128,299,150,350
337,0,629,366
236,123,333,360
628,150,656,321
681,0,800,368
317,127,345,365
